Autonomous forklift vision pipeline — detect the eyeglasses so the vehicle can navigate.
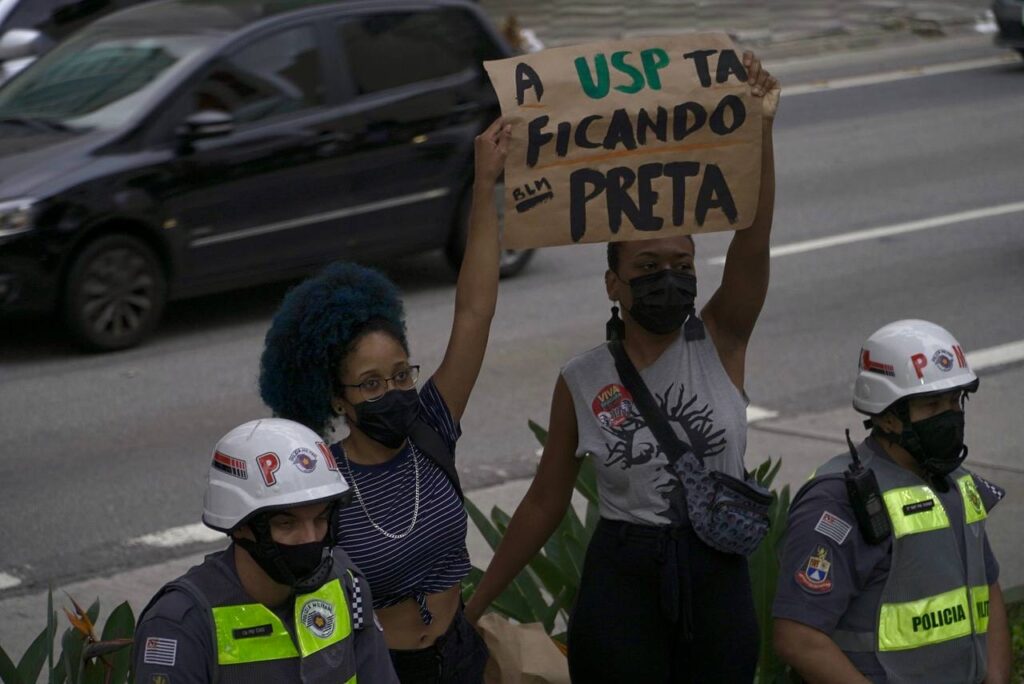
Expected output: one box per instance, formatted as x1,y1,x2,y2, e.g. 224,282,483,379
340,365,420,402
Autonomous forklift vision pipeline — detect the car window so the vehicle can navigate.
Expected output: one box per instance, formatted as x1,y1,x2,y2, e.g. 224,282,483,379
338,9,499,95
188,25,324,126
0,29,213,130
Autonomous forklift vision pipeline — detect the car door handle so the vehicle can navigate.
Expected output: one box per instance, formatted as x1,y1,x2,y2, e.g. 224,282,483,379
312,131,354,156
451,102,481,115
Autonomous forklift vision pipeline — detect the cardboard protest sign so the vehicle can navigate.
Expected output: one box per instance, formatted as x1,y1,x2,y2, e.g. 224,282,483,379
484,33,763,249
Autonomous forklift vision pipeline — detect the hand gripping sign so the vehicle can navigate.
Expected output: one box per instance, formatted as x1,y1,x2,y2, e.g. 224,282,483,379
484,33,763,249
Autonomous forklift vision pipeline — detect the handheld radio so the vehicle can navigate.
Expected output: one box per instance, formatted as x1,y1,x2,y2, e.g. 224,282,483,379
843,430,891,545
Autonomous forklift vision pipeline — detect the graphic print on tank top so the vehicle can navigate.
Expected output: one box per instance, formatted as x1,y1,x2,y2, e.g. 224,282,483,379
592,381,727,523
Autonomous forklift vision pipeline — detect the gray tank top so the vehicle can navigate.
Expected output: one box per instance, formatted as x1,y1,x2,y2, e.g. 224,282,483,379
562,323,748,527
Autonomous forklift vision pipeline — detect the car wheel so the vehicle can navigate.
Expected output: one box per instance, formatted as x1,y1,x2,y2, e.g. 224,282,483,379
445,181,535,279
62,234,167,351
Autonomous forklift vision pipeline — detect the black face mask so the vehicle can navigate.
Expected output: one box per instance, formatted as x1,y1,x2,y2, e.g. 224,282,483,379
236,522,335,594
627,270,697,335
353,388,420,449
901,410,968,476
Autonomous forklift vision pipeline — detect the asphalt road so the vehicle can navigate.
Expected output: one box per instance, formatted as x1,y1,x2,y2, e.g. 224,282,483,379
1,38,1022,595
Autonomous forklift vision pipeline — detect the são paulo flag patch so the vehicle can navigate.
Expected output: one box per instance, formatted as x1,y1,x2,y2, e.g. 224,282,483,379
814,510,852,545
143,637,177,666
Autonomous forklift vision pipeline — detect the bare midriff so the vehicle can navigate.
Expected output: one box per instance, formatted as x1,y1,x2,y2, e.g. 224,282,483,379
376,583,462,650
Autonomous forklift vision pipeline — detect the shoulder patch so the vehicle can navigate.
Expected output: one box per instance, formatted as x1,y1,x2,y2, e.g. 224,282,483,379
148,675,171,684
143,637,177,667
973,474,1006,513
795,546,833,594
814,510,852,545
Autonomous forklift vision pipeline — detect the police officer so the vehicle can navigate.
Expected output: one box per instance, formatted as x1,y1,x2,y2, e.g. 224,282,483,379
133,418,398,683
772,320,1012,684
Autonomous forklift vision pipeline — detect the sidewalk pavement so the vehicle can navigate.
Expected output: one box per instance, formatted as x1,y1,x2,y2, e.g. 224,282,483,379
3,364,1019,660
479,0,996,59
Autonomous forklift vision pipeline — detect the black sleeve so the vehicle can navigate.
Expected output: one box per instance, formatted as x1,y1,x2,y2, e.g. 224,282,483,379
132,591,213,684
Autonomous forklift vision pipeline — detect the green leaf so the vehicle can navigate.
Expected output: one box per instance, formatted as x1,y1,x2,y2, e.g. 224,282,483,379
99,603,134,684
47,588,55,684
462,566,484,602
526,552,569,598
527,420,548,447
61,627,84,684
559,531,586,580
15,628,49,684
489,506,512,537
584,500,601,537
464,498,503,553
50,648,67,684
0,643,24,684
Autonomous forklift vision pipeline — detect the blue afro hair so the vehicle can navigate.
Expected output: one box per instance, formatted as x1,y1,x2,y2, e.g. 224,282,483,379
259,262,407,435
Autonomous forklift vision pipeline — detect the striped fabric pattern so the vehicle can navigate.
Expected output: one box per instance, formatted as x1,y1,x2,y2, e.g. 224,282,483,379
333,379,469,623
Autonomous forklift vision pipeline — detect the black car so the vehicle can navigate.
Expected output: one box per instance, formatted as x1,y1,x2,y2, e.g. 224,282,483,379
992,0,1024,56
0,0,530,351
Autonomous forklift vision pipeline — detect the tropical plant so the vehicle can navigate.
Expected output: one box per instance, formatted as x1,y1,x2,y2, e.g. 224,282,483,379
463,417,795,684
0,590,134,684
747,459,795,683
462,420,599,641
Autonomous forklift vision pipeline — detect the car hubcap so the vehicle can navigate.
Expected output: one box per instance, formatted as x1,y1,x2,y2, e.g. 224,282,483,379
80,248,154,339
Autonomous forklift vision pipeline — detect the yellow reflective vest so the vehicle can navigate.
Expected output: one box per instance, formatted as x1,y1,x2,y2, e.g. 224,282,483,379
140,547,364,684
812,442,992,684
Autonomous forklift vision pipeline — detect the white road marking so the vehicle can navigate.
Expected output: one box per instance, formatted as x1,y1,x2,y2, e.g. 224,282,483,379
707,201,1024,265
0,572,21,590
128,524,223,548
785,56,1018,97
968,340,1024,372
747,405,779,423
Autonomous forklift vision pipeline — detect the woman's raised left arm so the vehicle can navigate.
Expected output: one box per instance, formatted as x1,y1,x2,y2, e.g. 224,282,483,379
433,118,511,421
703,52,781,391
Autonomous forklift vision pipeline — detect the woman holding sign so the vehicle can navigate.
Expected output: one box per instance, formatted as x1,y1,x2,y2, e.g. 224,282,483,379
258,118,511,683
466,53,780,682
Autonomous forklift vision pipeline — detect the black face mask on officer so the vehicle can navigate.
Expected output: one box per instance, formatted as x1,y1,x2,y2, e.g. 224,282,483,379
353,388,419,449
885,400,969,477
626,270,698,335
235,507,339,593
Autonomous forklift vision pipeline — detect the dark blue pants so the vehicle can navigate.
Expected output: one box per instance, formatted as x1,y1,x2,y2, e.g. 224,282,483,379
567,519,759,683
389,607,488,684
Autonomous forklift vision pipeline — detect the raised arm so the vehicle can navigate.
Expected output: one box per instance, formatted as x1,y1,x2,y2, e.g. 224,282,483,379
464,375,583,624
702,52,780,391
433,118,511,421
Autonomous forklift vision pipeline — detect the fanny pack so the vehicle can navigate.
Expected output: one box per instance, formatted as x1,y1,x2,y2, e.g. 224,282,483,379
608,339,771,556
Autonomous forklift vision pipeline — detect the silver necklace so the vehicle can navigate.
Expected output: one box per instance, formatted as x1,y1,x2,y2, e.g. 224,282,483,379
340,444,421,540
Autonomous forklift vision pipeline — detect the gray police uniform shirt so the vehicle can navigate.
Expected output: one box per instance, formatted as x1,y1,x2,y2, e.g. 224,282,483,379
133,545,397,683
561,323,748,526
772,437,1001,682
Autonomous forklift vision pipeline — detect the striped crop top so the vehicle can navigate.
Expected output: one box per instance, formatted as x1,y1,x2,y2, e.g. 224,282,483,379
331,378,470,624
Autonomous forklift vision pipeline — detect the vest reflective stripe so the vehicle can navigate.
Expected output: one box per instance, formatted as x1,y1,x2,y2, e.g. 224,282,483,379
211,578,353,667
971,584,991,634
213,603,299,665
879,586,973,651
958,476,987,525
883,485,949,538
294,579,352,657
